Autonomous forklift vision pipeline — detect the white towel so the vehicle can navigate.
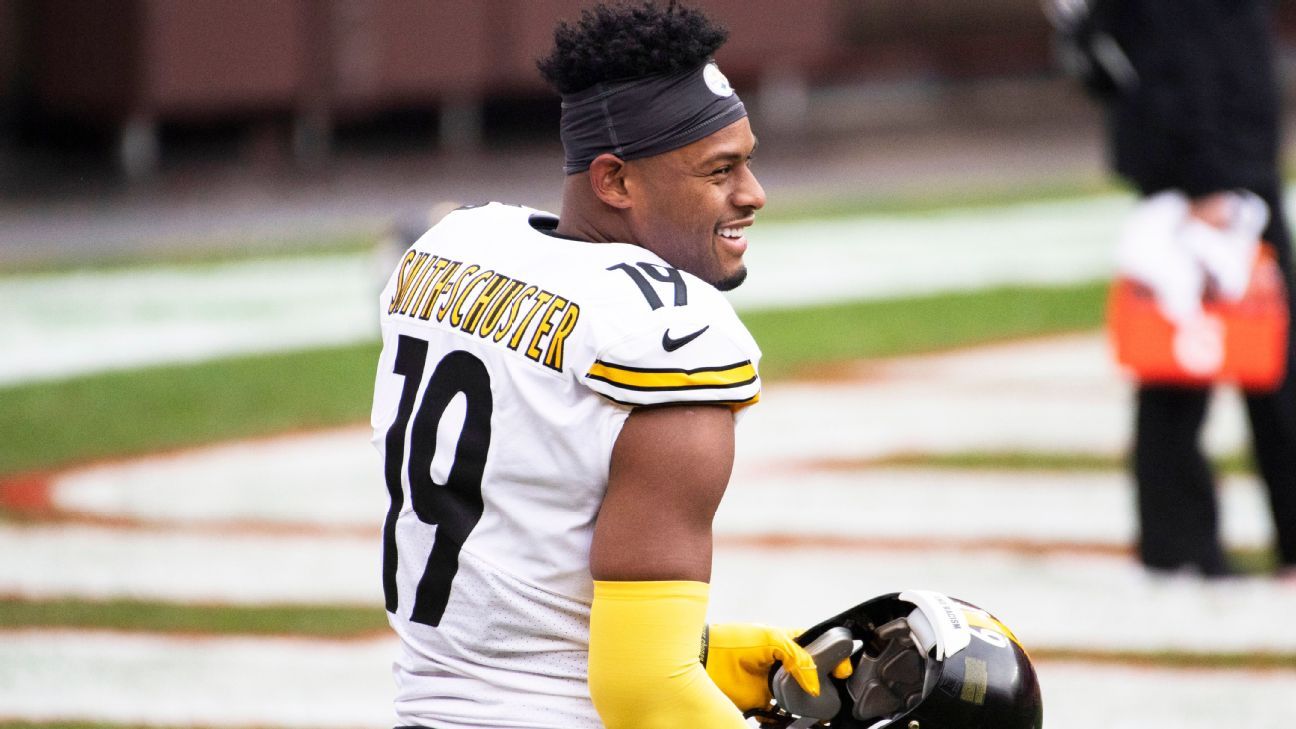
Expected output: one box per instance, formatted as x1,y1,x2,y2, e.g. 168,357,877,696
1178,190,1267,302
1115,190,1205,324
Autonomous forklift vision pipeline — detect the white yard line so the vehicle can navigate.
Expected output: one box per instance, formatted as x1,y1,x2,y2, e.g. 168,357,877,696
719,468,1275,549
0,254,384,385
1037,661,1296,729
737,334,1250,461
0,630,397,728
709,547,1296,654
51,428,384,528
724,195,1126,309
50,437,1276,550
5,523,1295,654
1,630,1292,729
0,524,381,605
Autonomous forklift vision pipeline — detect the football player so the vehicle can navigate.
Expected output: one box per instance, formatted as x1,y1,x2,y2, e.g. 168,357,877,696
372,2,830,726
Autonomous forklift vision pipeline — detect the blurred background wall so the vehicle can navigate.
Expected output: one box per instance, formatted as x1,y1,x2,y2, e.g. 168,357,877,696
2,0,1296,188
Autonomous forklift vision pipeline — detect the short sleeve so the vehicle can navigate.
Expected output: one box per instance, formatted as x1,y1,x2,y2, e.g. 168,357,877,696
582,283,761,409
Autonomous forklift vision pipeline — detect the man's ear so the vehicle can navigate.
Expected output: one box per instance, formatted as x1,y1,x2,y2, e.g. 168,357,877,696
588,153,633,210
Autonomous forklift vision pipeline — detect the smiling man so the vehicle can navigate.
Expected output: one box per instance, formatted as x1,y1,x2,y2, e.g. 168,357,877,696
372,2,830,728
554,89,760,292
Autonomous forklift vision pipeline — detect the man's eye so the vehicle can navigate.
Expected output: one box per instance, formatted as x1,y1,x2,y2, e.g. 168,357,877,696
712,165,733,175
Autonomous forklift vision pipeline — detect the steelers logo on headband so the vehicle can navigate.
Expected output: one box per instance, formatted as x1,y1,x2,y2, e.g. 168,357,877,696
559,60,748,174
703,62,734,97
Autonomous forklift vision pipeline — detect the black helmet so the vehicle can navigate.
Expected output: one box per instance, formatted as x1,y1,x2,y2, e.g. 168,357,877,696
765,590,1043,729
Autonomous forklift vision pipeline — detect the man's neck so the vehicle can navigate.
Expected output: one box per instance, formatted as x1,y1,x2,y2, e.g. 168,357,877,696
555,175,632,244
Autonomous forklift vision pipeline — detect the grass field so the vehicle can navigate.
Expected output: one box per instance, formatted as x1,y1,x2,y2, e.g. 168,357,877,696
0,281,1108,478
0,599,387,639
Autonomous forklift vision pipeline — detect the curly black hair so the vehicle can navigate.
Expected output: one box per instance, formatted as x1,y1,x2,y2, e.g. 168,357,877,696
536,1,729,94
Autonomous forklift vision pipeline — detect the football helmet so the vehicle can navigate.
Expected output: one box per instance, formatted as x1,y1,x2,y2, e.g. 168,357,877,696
762,590,1042,729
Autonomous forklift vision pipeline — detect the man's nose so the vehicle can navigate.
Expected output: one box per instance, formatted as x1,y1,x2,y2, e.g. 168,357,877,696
734,164,766,210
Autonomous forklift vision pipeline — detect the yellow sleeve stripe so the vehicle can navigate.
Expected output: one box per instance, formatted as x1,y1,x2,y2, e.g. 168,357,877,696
586,359,758,392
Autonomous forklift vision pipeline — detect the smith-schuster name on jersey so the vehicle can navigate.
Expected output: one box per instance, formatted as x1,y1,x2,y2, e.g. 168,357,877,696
371,203,761,728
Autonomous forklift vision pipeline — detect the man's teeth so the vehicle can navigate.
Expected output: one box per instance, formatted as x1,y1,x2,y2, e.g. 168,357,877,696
718,227,743,239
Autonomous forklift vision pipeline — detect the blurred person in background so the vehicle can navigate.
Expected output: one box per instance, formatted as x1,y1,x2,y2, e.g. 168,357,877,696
1047,0,1296,580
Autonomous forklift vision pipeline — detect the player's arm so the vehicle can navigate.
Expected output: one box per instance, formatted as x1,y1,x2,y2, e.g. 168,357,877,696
588,403,744,727
591,403,730,584
588,404,821,726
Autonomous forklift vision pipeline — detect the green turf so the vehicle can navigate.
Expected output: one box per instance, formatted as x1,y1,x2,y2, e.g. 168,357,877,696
0,598,386,638
0,281,1107,478
0,342,381,477
743,281,1108,378
1032,647,1296,670
858,450,1253,474
1228,546,1281,575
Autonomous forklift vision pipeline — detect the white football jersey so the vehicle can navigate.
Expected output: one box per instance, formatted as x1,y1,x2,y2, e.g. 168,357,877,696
370,202,761,728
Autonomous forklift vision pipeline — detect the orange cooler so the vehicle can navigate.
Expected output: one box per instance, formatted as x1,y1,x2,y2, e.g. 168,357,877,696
1108,245,1289,391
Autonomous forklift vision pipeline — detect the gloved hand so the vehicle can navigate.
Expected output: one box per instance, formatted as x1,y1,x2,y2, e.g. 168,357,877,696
704,623,852,712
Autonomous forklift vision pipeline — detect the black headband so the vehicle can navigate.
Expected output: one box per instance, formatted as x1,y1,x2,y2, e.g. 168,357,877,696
559,61,748,174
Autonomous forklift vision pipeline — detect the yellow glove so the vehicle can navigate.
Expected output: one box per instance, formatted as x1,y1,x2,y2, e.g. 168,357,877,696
703,623,854,712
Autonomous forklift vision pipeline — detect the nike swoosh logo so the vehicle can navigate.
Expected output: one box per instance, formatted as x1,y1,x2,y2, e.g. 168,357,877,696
662,325,710,352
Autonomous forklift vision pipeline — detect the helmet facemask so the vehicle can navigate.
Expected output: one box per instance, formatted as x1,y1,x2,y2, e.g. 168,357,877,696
766,590,1043,729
